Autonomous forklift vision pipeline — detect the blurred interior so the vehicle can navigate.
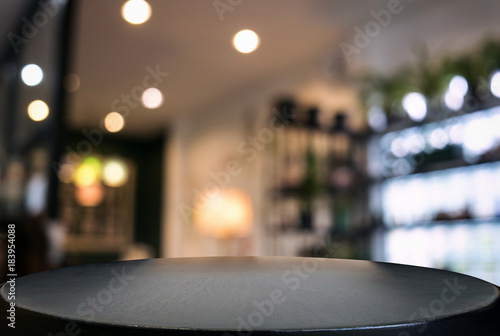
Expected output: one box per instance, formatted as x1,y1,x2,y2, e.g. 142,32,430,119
1,0,500,285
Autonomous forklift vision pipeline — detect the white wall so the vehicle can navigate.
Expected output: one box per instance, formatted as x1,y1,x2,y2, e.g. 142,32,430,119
160,63,363,258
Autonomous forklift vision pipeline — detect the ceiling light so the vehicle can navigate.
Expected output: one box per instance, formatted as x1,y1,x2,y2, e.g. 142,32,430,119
121,0,151,25
402,92,427,122
104,112,125,133
233,30,260,54
21,64,43,86
142,88,163,109
27,100,49,121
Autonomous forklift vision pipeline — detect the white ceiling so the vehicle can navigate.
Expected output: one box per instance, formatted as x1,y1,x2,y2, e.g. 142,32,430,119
11,0,500,136
70,0,349,135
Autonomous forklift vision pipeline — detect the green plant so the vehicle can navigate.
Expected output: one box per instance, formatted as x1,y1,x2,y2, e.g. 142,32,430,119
301,147,321,206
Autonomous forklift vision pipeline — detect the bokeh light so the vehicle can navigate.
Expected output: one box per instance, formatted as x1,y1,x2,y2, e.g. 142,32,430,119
392,158,413,176
58,163,76,183
63,73,80,92
194,188,253,239
444,90,464,111
104,112,125,133
75,183,105,207
464,117,495,156
142,87,163,109
21,64,43,86
448,123,465,144
406,132,426,154
490,71,500,98
429,128,449,150
449,75,468,97
121,0,151,25
27,100,49,121
390,137,407,158
103,159,129,187
444,75,468,111
367,106,387,132
402,92,427,122
233,30,260,54
73,157,102,188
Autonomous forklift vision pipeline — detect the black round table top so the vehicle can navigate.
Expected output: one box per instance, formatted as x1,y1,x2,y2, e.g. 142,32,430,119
1,257,499,335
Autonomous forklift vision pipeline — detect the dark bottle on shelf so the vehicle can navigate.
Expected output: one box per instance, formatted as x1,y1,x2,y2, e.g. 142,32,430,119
328,113,356,190
297,108,324,232
274,99,304,189
327,113,358,238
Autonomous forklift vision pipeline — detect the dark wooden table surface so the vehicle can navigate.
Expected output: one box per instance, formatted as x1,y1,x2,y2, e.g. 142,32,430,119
1,257,499,335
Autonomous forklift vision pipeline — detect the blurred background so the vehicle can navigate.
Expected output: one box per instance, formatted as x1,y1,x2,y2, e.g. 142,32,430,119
1,0,500,285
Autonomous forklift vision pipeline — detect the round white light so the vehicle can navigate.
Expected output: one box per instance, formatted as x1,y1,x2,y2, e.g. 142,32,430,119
406,133,426,154
121,0,151,25
390,137,407,158
392,159,413,176
141,87,163,109
448,123,464,144
444,90,464,111
490,71,500,98
21,64,43,86
233,30,260,54
104,112,125,133
367,106,387,132
464,118,495,155
103,159,129,187
27,100,49,121
429,128,448,150
448,75,468,97
402,92,427,122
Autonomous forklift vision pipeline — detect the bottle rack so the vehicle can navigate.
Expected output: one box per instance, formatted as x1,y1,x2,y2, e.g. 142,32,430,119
369,98,500,285
263,99,371,258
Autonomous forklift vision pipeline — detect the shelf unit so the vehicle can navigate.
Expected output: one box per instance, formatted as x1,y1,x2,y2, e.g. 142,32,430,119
369,98,500,285
263,99,372,258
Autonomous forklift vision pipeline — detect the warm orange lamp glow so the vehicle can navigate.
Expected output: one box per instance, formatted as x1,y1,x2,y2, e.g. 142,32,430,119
75,183,105,207
194,188,253,239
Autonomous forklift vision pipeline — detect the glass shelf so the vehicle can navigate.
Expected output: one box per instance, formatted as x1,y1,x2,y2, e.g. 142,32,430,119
369,105,500,179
